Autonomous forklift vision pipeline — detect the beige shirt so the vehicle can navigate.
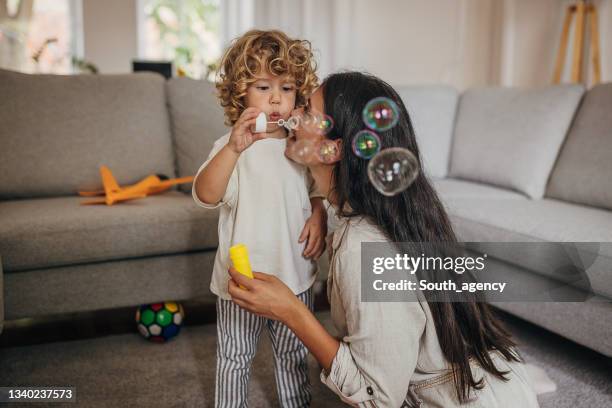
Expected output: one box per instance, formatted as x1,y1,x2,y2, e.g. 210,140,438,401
193,134,320,300
320,215,540,407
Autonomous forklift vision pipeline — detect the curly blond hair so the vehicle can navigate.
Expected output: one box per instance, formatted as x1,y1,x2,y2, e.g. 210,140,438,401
216,29,318,126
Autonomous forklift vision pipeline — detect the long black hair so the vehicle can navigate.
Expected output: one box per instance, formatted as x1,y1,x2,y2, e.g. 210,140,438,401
321,72,521,403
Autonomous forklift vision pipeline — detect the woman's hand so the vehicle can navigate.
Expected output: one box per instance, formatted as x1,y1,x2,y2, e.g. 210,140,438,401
227,267,303,323
228,107,266,154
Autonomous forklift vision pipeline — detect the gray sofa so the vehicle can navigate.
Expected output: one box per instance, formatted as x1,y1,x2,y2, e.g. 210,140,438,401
0,69,232,335
0,68,333,337
398,83,612,357
1,69,611,359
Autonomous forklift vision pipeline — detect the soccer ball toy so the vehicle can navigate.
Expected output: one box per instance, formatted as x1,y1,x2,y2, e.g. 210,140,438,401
136,302,185,342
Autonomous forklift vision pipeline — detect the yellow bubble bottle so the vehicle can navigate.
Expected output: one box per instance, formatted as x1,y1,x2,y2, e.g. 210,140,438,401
229,244,254,289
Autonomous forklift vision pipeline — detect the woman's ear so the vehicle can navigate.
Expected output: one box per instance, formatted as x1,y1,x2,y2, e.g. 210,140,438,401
330,139,343,163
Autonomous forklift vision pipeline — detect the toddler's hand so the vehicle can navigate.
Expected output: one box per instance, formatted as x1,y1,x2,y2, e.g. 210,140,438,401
228,107,266,154
299,206,327,260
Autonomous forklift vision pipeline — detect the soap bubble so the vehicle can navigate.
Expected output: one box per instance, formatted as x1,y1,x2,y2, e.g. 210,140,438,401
315,114,334,135
316,139,339,164
287,139,315,164
352,130,381,159
362,97,399,131
367,147,419,196
298,111,316,127
285,116,301,130
297,111,334,135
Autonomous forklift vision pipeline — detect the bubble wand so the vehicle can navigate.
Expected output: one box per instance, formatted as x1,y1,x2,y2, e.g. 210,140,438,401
254,112,300,133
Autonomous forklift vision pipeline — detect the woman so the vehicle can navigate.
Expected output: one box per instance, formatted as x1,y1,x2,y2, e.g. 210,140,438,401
227,72,540,407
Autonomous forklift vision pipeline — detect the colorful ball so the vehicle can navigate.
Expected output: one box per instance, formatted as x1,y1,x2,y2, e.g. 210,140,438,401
136,302,185,342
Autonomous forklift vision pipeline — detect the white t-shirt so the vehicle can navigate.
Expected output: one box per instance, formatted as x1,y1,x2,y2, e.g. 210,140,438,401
192,133,319,300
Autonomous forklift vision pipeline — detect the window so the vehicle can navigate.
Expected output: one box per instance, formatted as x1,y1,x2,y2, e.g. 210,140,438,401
138,0,221,80
0,0,82,74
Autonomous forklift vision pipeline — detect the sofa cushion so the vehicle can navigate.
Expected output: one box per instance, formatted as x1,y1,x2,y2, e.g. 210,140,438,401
0,192,219,272
433,178,527,201
449,85,584,198
396,86,458,179
440,196,612,244
491,301,612,357
4,252,217,320
166,77,228,193
437,193,612,299
0,69,176,199
546,83,612,211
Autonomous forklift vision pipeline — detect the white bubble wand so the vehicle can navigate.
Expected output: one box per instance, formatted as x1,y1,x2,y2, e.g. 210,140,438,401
254,112,300,133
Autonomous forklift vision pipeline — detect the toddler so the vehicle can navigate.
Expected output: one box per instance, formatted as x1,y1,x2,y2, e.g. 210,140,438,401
192,29,326,408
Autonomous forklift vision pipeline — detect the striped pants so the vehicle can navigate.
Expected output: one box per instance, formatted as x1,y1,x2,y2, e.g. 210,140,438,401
215,287,313,408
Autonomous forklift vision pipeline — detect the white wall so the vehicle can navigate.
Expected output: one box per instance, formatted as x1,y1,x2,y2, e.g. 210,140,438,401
603,0,612,83
498,0,560,87
82,0,137,74
331,0,499,89
250,0,611,89
79,0,611,87
500,0,611,87
247,0,336,80
249,0,509,89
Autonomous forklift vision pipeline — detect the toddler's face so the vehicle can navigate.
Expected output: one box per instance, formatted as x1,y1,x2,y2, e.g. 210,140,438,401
245,70,297,135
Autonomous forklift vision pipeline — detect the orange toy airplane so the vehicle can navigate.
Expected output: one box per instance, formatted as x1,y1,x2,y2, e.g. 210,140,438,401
79,165,194,205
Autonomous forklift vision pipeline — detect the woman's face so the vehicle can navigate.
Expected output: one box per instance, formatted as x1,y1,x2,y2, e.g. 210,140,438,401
284,87,327,166
285,86,342,201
